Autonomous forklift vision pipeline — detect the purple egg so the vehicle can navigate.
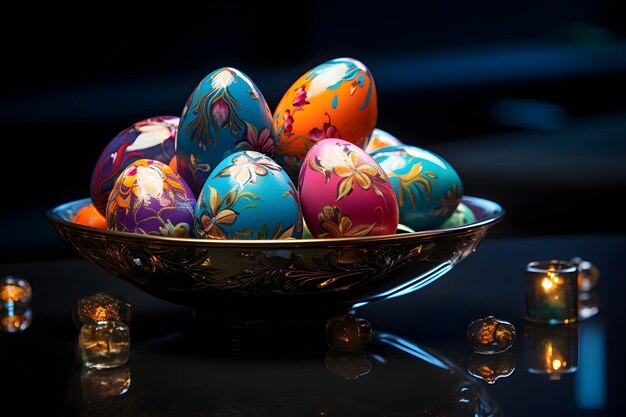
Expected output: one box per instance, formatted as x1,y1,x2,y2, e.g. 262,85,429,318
90,115,179,215
106,159,196,237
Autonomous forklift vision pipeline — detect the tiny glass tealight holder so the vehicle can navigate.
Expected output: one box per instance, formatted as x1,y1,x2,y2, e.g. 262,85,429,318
525,260,578,325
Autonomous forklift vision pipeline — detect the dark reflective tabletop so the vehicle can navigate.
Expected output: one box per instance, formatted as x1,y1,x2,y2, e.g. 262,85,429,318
2,234,625,416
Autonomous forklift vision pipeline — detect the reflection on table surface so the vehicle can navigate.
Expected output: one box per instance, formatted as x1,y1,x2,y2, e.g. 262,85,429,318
0,234,624,416
66,330,497,417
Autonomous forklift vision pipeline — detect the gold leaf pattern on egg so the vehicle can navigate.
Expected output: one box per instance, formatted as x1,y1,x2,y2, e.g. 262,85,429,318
317,206,376,238
431,183,462,218
186,68,244,149
390,161,439,209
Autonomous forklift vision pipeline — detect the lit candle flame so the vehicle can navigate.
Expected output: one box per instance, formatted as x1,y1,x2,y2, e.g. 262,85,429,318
552,359,562,370
541,278,554,291
540,266,562,293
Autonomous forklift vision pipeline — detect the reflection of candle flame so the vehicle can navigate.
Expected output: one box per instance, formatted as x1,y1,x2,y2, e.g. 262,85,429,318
545,342,566,372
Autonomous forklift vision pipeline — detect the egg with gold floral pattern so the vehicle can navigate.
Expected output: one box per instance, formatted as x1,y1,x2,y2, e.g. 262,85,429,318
273,58,378,182
90,115,179,215
176,67,276,196
106,159,196,236
371,144,463,231
438,202,476,228
299,138,398,238
193,151,302,240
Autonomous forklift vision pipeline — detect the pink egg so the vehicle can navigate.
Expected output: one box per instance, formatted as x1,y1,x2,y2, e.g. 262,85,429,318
298,138,399,238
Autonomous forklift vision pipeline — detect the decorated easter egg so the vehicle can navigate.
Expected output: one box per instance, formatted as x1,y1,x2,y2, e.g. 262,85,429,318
438,202,476,228
299,138,398,238
193,151,302,240
73,203,107,229
106,159,196,236
176,67,276,196
273,58,378,182
371,145,463,230
90,115,178,215
364,128,403,154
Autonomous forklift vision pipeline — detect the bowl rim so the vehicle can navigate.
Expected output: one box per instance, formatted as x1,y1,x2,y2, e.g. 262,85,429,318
46,195,504,248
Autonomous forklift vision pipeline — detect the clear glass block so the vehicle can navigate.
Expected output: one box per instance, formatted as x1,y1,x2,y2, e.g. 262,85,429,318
325,314,372,352
467,316,516,353
79,321,130,369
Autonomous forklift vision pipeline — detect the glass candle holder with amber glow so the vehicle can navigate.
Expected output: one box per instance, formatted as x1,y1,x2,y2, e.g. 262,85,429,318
525,260,578,325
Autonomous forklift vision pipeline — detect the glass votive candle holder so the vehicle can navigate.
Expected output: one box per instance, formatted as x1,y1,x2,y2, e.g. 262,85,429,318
525,260,579,325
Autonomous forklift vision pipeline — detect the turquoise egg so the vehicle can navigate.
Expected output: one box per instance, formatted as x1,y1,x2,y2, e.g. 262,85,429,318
193,151,302,239
438,202,476,228
371,144,463,230
176,67,276,196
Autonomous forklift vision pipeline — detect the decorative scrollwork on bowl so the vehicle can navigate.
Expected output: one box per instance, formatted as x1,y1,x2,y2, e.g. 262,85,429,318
47,196,504,320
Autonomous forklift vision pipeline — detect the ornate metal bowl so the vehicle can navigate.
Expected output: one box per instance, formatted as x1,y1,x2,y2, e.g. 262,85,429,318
47,196,503,323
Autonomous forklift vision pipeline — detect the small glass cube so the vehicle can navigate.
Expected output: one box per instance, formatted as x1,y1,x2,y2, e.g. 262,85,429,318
325,314,372,352
466,316,516,353
73,292,131,329
79,321,130,369
0,276,32,307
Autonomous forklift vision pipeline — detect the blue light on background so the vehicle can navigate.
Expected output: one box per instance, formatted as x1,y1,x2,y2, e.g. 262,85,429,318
575,320,607,409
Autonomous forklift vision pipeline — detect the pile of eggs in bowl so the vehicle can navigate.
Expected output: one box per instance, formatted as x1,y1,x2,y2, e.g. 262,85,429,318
78,58,475,239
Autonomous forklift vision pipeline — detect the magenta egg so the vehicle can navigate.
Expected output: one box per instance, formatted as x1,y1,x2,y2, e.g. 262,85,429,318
90,115,179,215
298,138,399,238
106,159,196,236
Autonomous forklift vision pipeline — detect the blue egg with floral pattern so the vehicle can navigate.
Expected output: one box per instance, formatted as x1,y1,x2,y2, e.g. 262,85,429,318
176,67,277,196
371,144,463,230
193,151,302,240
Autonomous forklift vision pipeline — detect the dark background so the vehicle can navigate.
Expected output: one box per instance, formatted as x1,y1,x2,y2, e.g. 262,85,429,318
2,1,625,259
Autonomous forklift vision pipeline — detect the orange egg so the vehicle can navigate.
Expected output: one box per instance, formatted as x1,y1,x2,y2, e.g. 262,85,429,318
73,203,107,229
273,57,378,181
168,155,178,172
